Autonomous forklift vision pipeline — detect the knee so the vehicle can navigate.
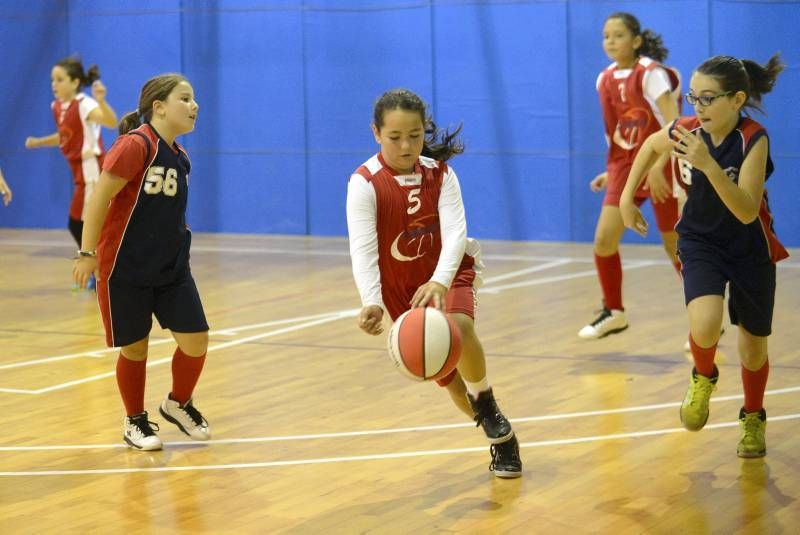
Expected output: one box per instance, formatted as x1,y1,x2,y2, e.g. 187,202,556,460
594,231,618,255
183,331,209,356
690,323,721,348
739,345,768,370
121,338,149,361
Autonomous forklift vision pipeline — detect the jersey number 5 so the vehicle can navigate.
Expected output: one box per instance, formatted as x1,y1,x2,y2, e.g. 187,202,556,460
407,188,421,215
144,166,179,196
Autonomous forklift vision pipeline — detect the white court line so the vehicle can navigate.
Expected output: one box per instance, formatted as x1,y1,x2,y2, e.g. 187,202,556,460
1,413,797,477
2,385,797,452
1,312,358,395
481,259,571,284
8,237,799,266
1,257,582,384
0,309,360,371
481,260,662,294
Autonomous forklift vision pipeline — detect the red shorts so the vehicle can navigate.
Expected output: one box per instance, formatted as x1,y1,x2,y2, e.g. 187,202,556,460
602,163,680,233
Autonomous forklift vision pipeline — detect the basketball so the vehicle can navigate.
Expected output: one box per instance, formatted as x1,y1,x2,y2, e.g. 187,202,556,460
386,307,462,382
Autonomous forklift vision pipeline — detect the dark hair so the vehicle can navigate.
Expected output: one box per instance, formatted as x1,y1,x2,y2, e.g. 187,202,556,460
606,12,668,62
696,54,784,114
118,73,189,135
373,88,464,162
55,56,100,87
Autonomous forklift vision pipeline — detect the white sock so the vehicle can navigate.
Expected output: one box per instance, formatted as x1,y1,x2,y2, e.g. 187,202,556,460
464,377,490,399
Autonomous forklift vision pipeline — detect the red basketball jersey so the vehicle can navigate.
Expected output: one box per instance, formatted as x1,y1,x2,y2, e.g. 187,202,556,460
353,153,475,319
597,57,681,193
51,93,105,167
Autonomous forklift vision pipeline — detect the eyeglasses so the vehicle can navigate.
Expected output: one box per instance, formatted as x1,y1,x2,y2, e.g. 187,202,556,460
685,91,733,107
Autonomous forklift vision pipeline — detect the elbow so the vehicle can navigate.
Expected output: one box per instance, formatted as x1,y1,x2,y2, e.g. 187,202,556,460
740,212,759,225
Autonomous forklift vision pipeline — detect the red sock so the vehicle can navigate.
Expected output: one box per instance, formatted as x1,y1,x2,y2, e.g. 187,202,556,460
171,347,206,405
116,354,147,416
689,334,717,377
594,252,622,310
742,359,769,413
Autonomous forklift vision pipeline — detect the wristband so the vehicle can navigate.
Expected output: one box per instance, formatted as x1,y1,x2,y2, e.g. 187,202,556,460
78,250,97,258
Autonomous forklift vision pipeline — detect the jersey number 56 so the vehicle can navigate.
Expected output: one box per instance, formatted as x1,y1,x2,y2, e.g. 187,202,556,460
144,166,179,196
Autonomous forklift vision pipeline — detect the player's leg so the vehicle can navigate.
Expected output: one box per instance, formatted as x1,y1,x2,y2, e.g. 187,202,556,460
98,276,162,450
679,243,727,432
729,262,775,458
118,336,162,451
446,281,521,478
441,371,474,418
579,204,628,339
155,274,211,440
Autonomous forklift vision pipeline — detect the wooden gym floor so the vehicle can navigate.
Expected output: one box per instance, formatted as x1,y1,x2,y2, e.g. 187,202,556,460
1,228,798,533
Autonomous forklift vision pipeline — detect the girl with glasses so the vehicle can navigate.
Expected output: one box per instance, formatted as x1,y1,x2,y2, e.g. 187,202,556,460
620,54,786,458
579,13,683,339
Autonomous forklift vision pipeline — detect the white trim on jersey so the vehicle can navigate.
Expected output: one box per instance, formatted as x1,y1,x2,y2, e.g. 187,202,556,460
346,173,383,310
430,166,467,289
641,66,675,126
77,93,103,160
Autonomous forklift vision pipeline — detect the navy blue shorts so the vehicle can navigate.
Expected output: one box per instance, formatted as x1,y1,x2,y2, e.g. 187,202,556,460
678,238,776,337
97,271,209,347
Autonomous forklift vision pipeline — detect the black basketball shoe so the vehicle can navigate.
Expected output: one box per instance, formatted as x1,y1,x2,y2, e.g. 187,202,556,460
468,388,514,444
490,434,522,478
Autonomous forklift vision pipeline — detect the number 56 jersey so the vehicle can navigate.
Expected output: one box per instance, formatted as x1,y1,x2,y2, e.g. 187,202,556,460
97,123,192,286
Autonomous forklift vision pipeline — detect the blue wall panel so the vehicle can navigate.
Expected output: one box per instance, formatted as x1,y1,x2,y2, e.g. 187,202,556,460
709,0,800,249
1,0,798,245
304,2,434,236
181,2,307,233
433,2,570,241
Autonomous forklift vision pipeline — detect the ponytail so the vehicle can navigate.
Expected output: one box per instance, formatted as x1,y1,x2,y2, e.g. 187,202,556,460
85,64,101,86
696,53,784,114
421,121,464,162
741,54,784,107
638,29,668,62
118,110,143,135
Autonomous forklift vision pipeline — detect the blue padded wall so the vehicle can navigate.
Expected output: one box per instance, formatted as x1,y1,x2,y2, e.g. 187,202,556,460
1,0,798,246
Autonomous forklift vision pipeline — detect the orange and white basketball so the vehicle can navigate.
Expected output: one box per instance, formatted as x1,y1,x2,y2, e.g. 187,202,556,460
386,307,462,382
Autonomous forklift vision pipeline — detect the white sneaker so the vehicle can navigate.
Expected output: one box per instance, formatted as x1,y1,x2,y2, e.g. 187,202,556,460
578,308,628,339
124,411,163,451
159,395,211,440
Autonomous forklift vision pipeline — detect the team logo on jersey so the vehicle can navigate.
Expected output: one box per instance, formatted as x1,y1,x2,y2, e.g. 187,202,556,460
390,214,440,262
613,107,651,150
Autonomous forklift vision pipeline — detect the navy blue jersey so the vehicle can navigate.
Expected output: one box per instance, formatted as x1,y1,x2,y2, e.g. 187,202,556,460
672,116,787,263
97,124,192,286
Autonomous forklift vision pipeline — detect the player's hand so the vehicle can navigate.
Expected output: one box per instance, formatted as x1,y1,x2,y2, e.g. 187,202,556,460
671,125,713,173
0,174,11,206
72,256,98,289
645,165,671,204
410,281,447,310
91,80,107,102
590,172,607,192
620,198,648,237
358,305,384,335
25,137,37,149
